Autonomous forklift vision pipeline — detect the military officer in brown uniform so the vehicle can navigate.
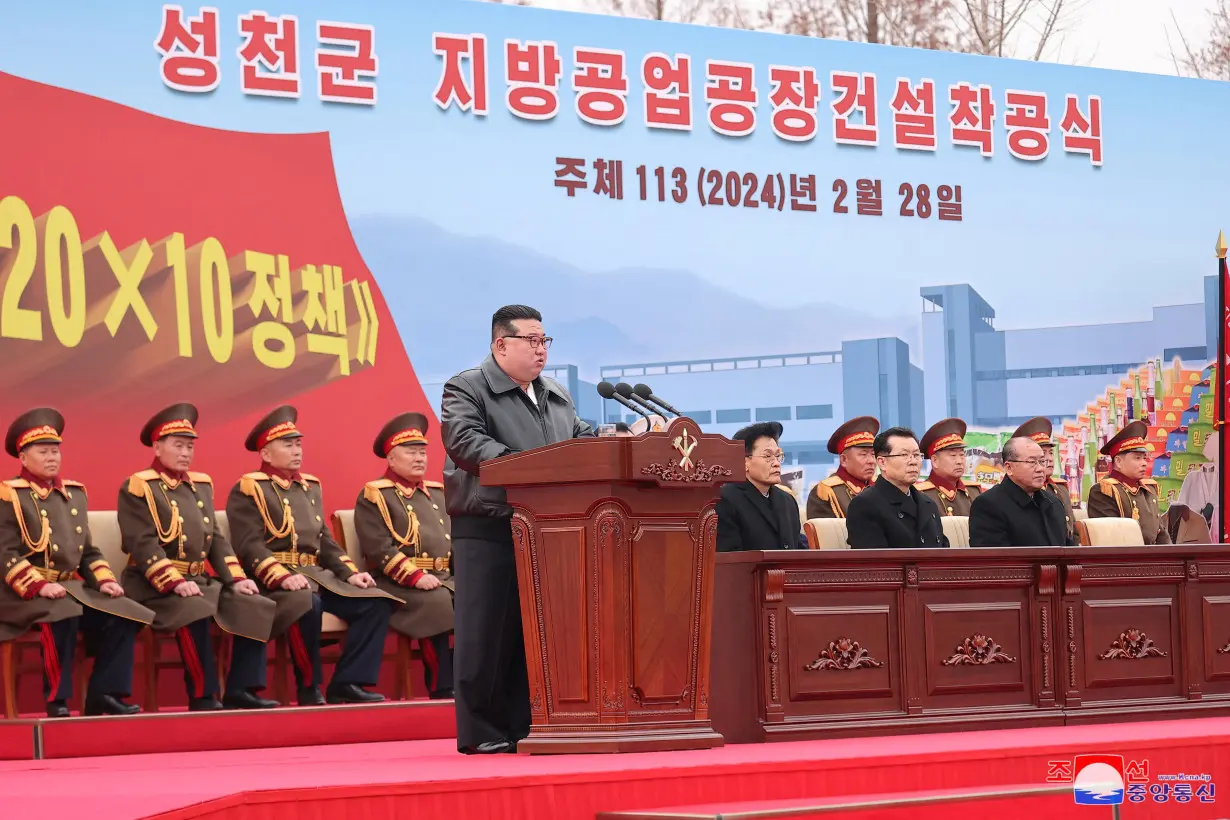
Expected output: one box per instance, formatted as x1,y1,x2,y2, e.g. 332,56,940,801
0,409,154,716
805,417,879,519
1014,417,1077,544
225,405,398,706
1086,420,1171,545
915,418,981,516
355,412,455,699
117,403,276,711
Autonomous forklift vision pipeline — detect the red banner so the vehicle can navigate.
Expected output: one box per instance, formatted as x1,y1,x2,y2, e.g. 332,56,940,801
0,71,438,501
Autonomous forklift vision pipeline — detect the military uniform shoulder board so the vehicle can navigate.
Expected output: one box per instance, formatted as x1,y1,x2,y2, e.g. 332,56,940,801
127,469,160,496
188,471,213,484
1141,478,1158,487
239,472,269,498
63,479,86,492
1099,477,1120,496
0,482,15,502
915,481,936,491
820,475,845,488
424,480,444,489
363,478,394,505
301,473,321,484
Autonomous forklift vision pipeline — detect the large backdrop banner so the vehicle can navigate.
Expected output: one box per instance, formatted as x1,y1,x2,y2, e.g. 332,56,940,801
1,0,1228,527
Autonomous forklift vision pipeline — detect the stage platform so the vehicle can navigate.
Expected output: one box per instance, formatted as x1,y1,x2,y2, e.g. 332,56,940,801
0,700,456,760
0,714,1225,820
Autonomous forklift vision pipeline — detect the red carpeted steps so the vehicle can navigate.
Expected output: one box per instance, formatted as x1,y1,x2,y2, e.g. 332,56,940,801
596,785,1088,820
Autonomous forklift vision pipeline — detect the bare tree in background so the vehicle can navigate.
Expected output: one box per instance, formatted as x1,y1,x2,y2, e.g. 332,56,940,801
956,0,1087,61
1169,0,1230,81
586,0,752,26
761,0,959,51
480,0,1085,61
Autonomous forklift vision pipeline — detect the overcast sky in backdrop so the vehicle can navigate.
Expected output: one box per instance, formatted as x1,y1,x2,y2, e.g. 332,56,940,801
525,0,1218,77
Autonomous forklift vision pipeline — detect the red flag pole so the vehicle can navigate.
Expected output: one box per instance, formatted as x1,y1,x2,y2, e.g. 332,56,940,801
1218,230,1228,543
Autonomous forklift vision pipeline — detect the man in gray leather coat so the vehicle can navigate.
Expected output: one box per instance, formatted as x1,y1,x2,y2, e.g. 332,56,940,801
441,304,593,754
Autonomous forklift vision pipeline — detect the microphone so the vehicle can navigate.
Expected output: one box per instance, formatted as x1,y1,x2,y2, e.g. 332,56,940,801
633,383,681,417
597,381,651,420
615,382,661,415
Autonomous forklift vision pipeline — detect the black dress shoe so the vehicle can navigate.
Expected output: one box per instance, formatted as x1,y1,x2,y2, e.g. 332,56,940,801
430,688,455,700
84,694,141,716
297,686,326,706
45,700,69,718
222,691,280,710
326,683,385,704
189,697,224,712
461,740,512,755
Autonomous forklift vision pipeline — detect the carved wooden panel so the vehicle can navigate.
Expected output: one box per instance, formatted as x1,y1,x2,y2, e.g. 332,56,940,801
539,526,591,708
629,523,695,710
1081,595,1179,699
784,598,896,709
1202,594,1230,683
921,596,1029,704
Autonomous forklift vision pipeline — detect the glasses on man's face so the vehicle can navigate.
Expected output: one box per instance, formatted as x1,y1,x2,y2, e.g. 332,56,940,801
1008,458,1047,469
752,450,785,463
504,335,553,350
882,451,923,462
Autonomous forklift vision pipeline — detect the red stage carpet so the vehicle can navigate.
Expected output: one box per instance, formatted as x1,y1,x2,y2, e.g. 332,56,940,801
0,716,1226,820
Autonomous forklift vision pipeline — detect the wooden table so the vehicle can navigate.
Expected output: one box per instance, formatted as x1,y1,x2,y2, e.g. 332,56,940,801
710,546,1230,743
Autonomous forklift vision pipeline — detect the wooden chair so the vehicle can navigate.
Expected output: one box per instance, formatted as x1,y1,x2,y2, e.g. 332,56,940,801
941,516,971,548
1,632,48,718
0,513,116,718
1076,517,1146,547
803,518,850,549
332,510,422,700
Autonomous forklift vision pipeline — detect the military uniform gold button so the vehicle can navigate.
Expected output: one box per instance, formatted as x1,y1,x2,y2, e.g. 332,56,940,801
75,526,82,534
433,504,439,510
445,534,451,541
439,518,444,525
311,499,316,506
52,544,58,551
203,517,210,524
197,500,205,508
70,508,77,516
316,515,322,522
406,505,413,512
40,510,48,517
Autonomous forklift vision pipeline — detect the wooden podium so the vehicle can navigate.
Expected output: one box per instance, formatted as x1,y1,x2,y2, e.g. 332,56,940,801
480,416,743,754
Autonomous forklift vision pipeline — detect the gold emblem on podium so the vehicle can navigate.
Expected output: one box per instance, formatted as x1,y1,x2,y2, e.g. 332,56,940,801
673,428,697,471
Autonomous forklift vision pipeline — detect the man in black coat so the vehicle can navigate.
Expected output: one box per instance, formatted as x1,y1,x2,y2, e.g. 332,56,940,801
716,422,804,552
846,426,949,549
441,305,594,755
970,436,1074,547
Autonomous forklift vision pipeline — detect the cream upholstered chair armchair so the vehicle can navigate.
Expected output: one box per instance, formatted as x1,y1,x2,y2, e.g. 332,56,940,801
941,516,970,548
330,509,422,700
1077,517,1145,547
804,518,851,549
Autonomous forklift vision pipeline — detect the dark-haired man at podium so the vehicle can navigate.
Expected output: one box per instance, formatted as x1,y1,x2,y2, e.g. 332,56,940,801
441,304,594,755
